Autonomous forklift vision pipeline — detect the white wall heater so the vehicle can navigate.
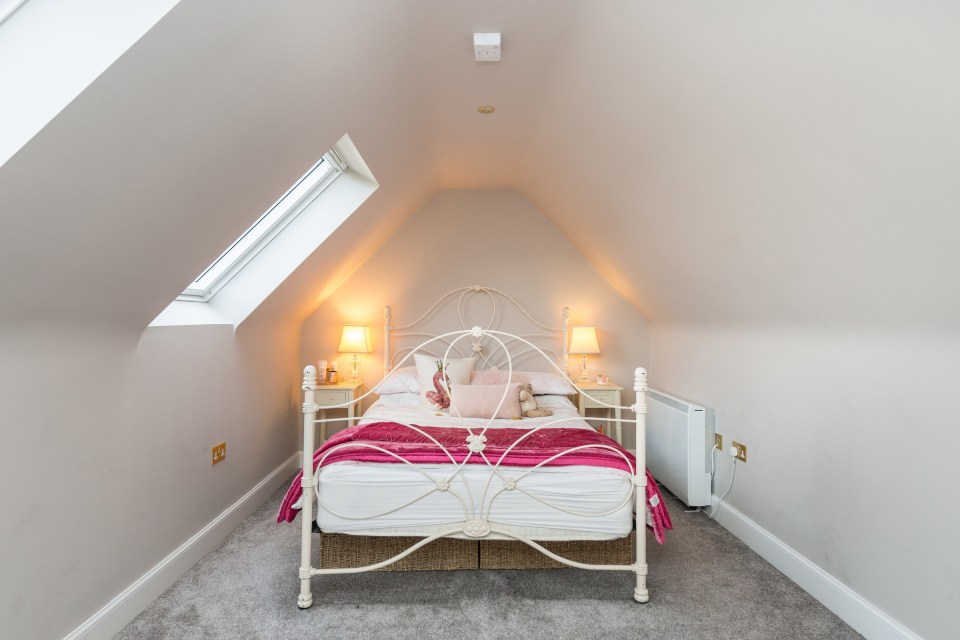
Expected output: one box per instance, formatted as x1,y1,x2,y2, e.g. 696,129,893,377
646,389,715,507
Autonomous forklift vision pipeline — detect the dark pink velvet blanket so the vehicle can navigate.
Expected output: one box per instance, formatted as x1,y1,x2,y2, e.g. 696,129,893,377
277,421,672,542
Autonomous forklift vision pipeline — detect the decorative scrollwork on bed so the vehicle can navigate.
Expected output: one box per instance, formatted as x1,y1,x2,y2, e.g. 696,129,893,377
384,285,571,376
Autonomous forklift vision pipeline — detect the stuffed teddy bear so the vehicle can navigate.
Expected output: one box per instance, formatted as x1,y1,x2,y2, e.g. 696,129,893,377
519,383,553,418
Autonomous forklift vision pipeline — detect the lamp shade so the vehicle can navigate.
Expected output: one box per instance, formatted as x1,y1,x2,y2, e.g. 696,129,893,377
338,324,372,354
568,326,600,354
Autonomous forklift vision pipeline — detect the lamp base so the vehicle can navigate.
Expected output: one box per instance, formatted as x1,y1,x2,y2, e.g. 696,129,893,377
350,354,362,383
577,354,589,383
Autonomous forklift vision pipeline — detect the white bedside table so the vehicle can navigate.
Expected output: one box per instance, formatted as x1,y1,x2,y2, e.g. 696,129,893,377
576,381,624,445
314,380,366,442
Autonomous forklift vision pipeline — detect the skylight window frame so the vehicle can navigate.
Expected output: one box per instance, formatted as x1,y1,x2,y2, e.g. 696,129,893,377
179,150,345,302
0,0,30,27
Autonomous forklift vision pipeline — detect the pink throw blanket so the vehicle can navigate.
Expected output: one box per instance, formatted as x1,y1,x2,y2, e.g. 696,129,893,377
277,422,672,543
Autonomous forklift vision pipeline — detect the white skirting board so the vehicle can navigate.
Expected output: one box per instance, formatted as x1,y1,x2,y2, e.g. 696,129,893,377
63,453,300,640
710,497,922,640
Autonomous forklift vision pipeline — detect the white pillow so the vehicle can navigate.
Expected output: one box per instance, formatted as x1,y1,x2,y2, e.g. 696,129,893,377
414,354,476,410
374,366,419,395
372,392,420,407
470,369,575,396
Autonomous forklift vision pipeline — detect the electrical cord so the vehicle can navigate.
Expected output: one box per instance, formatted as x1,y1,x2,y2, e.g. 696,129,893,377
705,457,737,520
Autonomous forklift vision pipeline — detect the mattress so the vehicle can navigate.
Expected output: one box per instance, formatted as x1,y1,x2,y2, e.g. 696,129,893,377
314,394,635,540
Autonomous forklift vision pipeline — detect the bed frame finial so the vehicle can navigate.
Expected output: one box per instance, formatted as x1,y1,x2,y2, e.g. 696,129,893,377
303,365,318,390
634,367,647,392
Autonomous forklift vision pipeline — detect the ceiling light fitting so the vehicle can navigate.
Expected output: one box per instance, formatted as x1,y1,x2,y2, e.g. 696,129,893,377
474,32,501,62
478,106,495,114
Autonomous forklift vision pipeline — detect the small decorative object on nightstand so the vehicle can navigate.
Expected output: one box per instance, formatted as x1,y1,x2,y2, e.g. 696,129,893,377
577,380,623,445
314,380,366,442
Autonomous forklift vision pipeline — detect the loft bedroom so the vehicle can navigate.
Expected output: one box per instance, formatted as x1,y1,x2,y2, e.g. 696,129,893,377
0,3,955,640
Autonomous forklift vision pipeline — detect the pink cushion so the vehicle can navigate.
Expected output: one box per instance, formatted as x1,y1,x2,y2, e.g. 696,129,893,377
449,383,522,419
470,370,575,396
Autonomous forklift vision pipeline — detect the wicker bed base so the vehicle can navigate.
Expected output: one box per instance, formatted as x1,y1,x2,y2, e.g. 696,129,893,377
480,532,634,569
319,534,477,571
318,532,633,571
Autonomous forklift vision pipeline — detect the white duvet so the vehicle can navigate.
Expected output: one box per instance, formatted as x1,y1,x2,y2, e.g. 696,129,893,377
313,394,634,540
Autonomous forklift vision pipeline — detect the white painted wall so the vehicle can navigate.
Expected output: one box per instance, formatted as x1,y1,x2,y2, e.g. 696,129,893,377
652,326,960,639
300,189,651,447
0,318,300,639
0,0,181,166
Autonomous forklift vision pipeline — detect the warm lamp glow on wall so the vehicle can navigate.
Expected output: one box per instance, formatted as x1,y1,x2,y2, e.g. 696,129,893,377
568,326,600,383
338,324,372,382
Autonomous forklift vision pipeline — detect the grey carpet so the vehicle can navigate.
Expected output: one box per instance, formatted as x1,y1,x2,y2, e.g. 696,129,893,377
115,481,861,639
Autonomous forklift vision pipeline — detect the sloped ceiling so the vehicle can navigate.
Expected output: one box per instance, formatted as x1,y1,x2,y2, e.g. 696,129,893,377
1,1,958,331
521,3,960,330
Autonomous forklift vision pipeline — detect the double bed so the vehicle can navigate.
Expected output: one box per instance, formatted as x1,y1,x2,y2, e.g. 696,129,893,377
279,286,670,607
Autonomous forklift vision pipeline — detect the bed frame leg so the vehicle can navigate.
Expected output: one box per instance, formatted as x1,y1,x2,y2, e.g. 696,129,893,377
632,474,650,604
298,476,315,609
633,563,650,604
298,497,314,609
299,366,319,609
298,577,313,609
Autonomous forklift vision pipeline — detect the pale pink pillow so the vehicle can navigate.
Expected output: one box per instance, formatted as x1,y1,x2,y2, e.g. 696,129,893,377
449,383,522,419
470,370,575,396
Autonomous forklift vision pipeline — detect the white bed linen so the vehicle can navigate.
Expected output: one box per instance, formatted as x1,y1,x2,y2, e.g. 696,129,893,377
315,394,634,540
359,392,588,428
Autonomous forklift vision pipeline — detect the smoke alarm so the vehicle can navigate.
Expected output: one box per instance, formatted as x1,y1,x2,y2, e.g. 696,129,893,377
474,33,501,62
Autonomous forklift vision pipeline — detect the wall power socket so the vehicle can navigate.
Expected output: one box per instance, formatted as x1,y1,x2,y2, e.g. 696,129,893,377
730,441,747,463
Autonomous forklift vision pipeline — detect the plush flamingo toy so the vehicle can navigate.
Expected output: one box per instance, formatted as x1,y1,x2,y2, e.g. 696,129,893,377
424,360,451,409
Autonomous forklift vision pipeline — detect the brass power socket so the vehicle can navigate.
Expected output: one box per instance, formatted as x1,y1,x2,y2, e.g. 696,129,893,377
212,442,226,465
714,433,723,451
732,441,747,463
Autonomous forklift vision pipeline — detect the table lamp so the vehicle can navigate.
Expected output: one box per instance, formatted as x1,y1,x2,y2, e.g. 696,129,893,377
568,326,600,383
338,324,372,382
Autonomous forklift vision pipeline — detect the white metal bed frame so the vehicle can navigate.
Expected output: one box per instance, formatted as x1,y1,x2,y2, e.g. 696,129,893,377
294,286,650,607
383,285,571,375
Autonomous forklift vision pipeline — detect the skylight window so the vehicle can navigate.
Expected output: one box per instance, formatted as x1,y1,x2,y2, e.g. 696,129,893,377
151,133,376,328
180,150,345,301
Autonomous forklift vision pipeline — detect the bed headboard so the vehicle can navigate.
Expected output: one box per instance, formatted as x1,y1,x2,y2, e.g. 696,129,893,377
383,285,570,376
